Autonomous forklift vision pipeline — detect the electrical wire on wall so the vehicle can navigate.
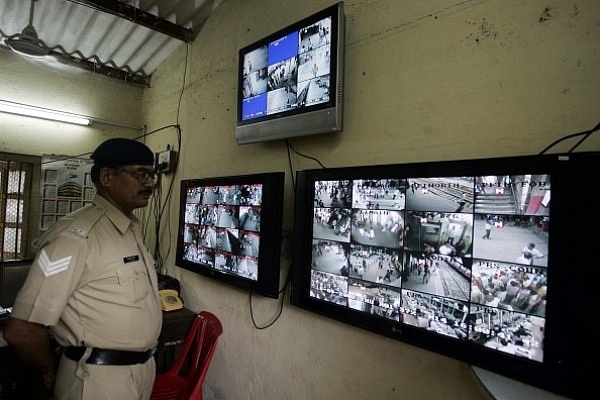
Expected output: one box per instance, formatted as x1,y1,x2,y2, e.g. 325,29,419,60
139,42,189,273
248,273,290,330
136,124,182,273
248,140,328,329
538,121,600,154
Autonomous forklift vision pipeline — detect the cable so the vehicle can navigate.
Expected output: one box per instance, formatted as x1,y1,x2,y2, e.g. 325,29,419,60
538,121,600,155
285,140,328,169
151,43,189,271
249,289,285,330
249,140,329,329
176,43,189,127
159,130,182,268
286,140,296,191
249,255,295,329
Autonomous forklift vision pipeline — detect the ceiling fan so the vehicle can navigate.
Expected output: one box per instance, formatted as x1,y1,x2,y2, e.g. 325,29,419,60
1,0,147,84
5,0,49,57
0,0,199,86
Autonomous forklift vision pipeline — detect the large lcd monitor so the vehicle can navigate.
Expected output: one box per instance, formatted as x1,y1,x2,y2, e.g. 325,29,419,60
175,172,284,298
236,2,345,144
291,152,599,398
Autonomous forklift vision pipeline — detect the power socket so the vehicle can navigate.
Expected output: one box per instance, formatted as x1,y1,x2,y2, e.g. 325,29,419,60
157,150,177,173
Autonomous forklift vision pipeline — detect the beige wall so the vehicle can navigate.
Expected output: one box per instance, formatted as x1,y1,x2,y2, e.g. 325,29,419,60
1,0,599,399
142,1,599,399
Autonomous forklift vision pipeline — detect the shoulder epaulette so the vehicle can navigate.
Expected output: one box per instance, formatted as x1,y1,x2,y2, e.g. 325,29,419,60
35,204,103,251
67,204,104,239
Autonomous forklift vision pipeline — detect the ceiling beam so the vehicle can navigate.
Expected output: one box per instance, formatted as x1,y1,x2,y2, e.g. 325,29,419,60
68,0,194,42
48,49,150,87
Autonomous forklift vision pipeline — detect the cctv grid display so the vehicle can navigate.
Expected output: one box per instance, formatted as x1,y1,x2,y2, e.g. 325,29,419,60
180,182,265,282
305,172,550,364
240,9,333,121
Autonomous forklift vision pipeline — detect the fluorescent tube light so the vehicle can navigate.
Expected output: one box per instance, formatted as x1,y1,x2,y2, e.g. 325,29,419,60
0,100,91,126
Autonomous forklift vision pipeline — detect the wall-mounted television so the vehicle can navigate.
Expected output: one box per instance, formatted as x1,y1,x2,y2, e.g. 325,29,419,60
175,172,285,299
236,2,345,144
291,152,599,398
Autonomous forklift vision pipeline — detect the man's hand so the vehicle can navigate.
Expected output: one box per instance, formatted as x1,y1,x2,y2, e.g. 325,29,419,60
3,317,57,390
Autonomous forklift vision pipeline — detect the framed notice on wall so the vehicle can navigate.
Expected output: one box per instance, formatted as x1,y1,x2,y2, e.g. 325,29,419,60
40,155,95,230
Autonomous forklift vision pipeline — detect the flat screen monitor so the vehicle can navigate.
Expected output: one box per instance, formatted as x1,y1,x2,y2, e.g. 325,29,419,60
291,152,599,398
175,172,285,298
236,2,345,144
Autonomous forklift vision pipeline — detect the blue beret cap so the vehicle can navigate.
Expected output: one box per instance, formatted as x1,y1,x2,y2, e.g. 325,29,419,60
91,138,154,166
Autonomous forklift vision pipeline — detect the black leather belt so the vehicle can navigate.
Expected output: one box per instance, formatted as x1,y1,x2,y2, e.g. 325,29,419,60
63,346,155,366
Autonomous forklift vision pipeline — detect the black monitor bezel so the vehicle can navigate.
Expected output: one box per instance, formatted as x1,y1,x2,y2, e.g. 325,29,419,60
175,172,285,299
290,153,598,398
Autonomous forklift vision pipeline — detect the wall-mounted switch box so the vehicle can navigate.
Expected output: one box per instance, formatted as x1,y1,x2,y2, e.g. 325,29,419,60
157,150,177,173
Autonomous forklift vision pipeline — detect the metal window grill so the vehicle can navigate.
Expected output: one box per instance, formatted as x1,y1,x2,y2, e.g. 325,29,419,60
0,160,32,260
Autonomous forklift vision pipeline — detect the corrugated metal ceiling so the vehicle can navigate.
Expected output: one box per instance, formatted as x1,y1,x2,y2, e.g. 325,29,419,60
0,0,222,86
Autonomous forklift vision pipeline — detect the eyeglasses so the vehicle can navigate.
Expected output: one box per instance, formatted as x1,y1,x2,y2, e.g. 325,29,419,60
115,168,159,184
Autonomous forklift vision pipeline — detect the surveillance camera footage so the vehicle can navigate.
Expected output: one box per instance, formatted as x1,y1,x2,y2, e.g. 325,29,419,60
181,182,265,282
307,173,551,363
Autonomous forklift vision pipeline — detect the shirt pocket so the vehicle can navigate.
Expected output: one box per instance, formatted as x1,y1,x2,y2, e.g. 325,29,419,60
113,261,151,304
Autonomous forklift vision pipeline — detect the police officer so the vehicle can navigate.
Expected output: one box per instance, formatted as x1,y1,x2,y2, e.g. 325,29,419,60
3,138,163,400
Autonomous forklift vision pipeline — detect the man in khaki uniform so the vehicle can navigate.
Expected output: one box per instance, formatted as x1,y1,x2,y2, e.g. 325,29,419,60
3,138,163,400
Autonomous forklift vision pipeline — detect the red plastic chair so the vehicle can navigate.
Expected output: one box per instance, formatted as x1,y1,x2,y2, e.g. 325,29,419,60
150,311,223,400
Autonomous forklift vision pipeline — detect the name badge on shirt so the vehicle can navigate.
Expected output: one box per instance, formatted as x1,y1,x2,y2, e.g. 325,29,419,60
123,255,140,264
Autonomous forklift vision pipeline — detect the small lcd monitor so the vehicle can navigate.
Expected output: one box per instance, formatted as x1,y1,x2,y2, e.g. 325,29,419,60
236,2,345,144
175,172,285,298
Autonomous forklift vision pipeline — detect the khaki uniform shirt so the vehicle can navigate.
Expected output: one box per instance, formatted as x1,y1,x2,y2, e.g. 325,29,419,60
11,194,162,351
